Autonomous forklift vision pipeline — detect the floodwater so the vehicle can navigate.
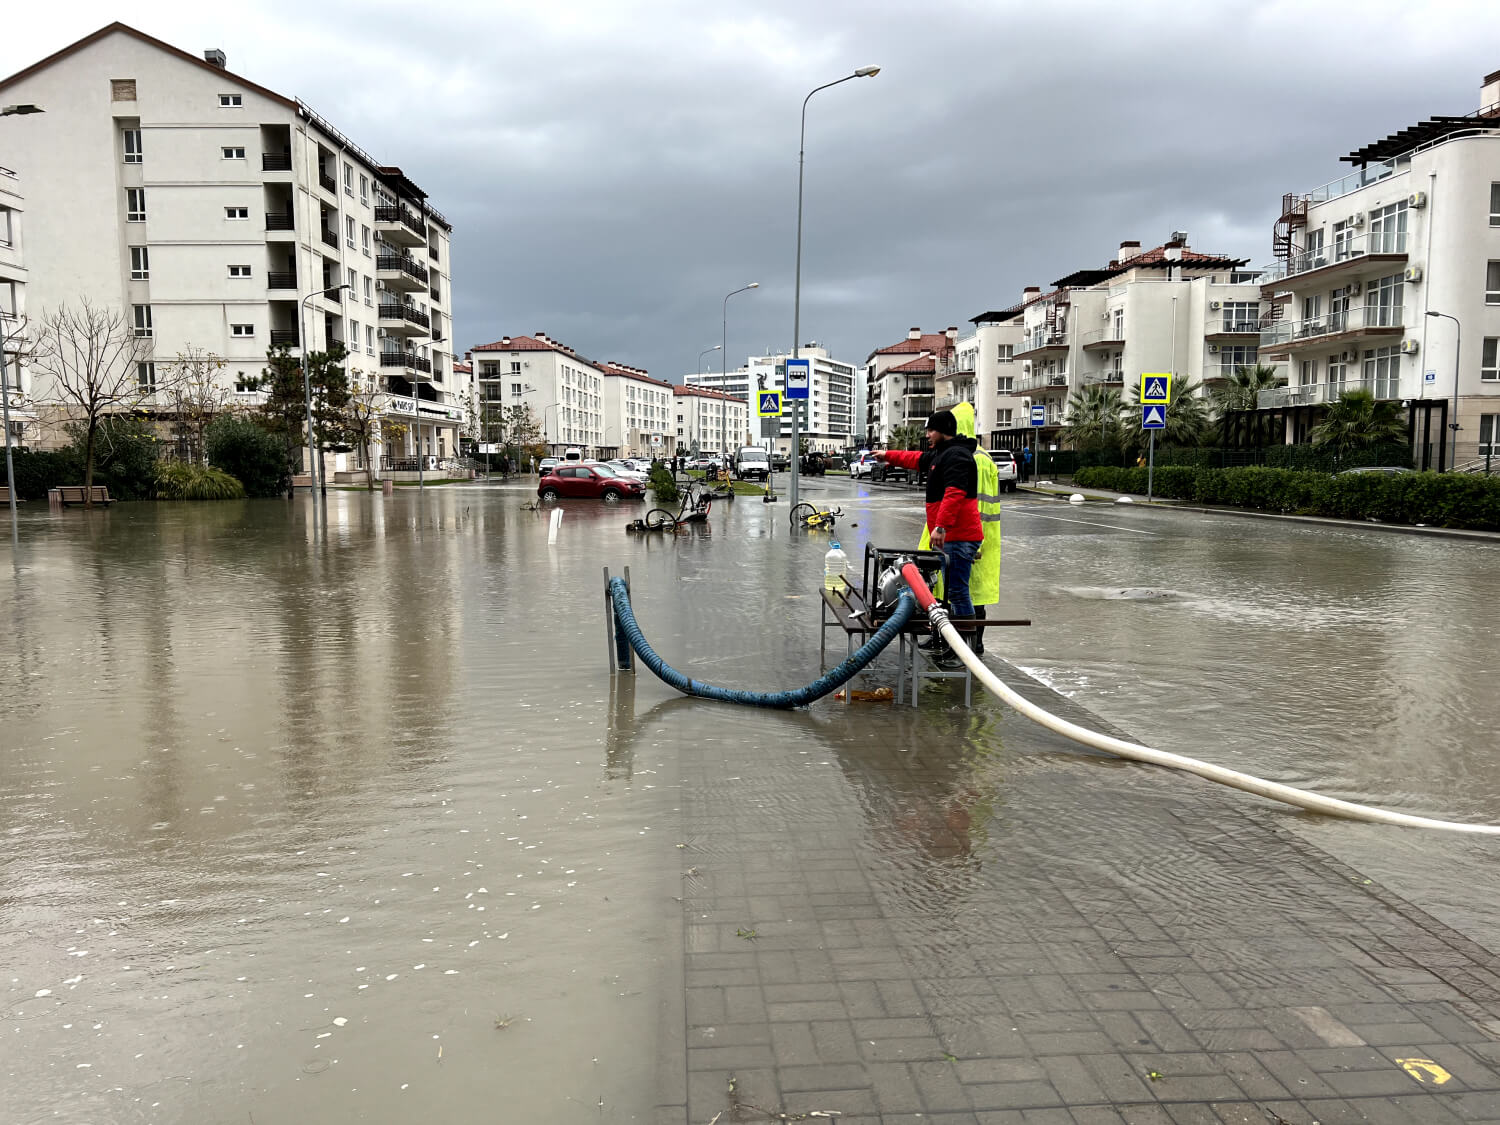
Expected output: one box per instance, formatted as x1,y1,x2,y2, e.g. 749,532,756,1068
1,476,1497,1120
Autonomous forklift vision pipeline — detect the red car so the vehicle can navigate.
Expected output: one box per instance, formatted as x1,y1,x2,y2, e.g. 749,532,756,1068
537,463,645,502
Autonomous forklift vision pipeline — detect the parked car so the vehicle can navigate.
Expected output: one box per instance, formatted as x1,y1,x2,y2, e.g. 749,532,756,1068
1337,465,1413,476
800,453,828,476
538,457,560,475
686,455,722,471
849,452,879,479
989,449,1020,491
771,451,791,472
873,457,916,484
604,459,650,482
537,464,646,502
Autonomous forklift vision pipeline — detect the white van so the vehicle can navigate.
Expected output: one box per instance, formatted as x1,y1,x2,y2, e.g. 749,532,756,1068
563,447,584,462
734,446,771,481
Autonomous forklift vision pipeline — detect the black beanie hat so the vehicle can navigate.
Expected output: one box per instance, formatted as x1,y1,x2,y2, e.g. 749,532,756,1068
925,410,957,436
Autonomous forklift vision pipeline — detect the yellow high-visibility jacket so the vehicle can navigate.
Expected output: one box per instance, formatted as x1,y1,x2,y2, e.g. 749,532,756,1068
918,401,1001,606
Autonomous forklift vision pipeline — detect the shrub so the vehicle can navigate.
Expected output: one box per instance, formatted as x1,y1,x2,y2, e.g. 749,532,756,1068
155,461,247,500
73,416,162,500
206,415,289,498
648,464,679,504
2,448,83,500
1264,442,1412,473
1071,464,1500,530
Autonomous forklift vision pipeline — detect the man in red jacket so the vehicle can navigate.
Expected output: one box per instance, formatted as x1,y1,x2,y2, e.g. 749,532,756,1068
876,410,981,663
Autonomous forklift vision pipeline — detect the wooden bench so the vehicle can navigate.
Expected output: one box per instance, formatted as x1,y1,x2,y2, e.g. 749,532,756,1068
0,486,21,505
819,584,1029,706
54,485,114,507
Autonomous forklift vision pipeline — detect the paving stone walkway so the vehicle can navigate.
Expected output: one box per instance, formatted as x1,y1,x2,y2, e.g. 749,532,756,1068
655,666,1500,1124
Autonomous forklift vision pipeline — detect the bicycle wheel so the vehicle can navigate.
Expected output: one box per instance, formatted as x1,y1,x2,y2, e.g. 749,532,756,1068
789,502,816,526
645,509,678,531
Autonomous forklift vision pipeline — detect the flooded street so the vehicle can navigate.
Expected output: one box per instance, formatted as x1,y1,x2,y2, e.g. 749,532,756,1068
2,477,1498,1121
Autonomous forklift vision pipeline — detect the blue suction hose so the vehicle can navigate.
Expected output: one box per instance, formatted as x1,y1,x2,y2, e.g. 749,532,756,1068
607,576,914,709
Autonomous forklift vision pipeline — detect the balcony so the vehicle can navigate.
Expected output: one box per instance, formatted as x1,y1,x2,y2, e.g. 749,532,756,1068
261,152,292,172
267,272,298,290
933,393,976,411
377,252,428,292
1080,327,1125,350
1014,332,1068,360
269,329,300,348
378,301,431,337
897,378,934,395
1204,312,1262,338
937,357,976,379
1260,230,1409,287
320,228,337,248
430,283,442,303
1259,304,1405,353
1256,377,1400,410
1082,370,1124,386
318,169,337,195
381,350,434,381
265,212,295,232
374,203,427,247
1018,371,1071,392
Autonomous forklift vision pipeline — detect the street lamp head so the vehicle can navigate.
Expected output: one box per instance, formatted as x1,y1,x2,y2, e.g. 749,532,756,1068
854,66,881,78
325,283,352,295
1426,310,1442,318
747,282,760,289
1,104,45,116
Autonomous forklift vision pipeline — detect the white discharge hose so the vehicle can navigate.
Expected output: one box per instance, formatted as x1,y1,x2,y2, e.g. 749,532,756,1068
901,569,1500,834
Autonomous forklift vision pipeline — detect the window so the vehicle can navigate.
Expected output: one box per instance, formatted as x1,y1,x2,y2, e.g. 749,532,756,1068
361,225,371,254
222,146,246,160
229,264,251,278
225,206,249,220
111,78,137,102
344,162,354,195
137,361,156,391
996,344,1014,363
1367,200,1407,254
346,266,357,290
360,175,369,204
1364,274,1403,325
1489,261,1500,305
1482,337,1498,381
363,277,373,305
230,323,255,338
133,305,153,337
1326,357,1347,397
996,375,1014,393
219,94,242,108
349,318,358,343
512,382,523,396
1299,359,1317,387
123,128,142,164
1482,414,1499,457
0,207,10,247
1220,345,1257,371
1491,184,1500,227
510,361,522,374
996,408,1012,426
345,215,356,247
1362,345,1400,400
365,325,374,354
1223,301,1258,333
126,188,146,222
127,246,149,280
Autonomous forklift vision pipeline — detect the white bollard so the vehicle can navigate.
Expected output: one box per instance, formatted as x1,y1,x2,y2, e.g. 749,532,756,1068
1116,496,1133,504
1069,493,1085,505
548,507,563,544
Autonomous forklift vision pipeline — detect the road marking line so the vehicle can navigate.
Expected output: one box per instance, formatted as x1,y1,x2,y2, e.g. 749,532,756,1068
1291,1006,1365,1047
1005,510,1154,534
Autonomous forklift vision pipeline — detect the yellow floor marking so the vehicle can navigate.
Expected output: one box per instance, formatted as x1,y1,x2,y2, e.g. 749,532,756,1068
1396,1058,1452,1085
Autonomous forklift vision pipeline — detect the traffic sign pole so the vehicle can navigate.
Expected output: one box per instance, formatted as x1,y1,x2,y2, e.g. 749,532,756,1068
1148,430,1155,503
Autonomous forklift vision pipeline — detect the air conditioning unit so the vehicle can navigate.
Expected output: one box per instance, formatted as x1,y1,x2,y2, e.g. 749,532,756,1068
1341,351,1353,362
1348,281,1361,296
1400,339,1420,355
1207,344,1220,354
1403,265,1423,283
1408,191,1427,209
1210,301,1222,310
1348,213,1365,228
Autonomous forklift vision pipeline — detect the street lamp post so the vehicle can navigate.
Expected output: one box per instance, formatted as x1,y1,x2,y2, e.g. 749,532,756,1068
723,283,758,446
300,284,350,516
1426,310,1461,471
790,66,879,508
2,104,45,543
697,345,721,377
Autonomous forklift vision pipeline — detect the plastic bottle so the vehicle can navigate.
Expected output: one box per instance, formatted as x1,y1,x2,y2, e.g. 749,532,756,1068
824,542,848,590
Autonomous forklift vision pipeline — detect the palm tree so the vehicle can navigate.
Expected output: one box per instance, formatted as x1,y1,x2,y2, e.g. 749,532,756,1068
1212,364,1284,448
1060,385,1125,454
1308,388,1407,463
1123,377,1213,452
887,423,924,451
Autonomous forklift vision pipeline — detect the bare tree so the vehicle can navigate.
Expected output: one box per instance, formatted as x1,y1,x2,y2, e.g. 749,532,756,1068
161,347,232,464
31,301,151,506
343,368,390,491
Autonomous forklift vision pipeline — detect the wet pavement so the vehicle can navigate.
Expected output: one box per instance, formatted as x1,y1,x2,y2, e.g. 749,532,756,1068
3,476,1499,1122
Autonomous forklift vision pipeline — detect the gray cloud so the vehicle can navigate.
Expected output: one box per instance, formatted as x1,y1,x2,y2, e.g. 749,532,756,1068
8,0,1500,378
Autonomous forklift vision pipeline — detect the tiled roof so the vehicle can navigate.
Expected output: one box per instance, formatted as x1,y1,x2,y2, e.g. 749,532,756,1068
453,361,472,374
673,384,745,403
600,363,672,389
888,355,935,374
1052,244,1249,288
871,332,954,358
471,334,574,354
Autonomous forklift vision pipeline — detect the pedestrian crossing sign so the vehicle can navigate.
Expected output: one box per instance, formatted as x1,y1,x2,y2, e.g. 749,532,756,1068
757,390,782,417
1140,373,1172,404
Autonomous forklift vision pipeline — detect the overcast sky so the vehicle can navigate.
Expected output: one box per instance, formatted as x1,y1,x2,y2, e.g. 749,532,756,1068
6,1,1500,380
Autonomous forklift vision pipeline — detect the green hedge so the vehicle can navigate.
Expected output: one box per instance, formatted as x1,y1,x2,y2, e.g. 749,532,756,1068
1264,442,1412,472
1072,465,1500,531
2,449,83,500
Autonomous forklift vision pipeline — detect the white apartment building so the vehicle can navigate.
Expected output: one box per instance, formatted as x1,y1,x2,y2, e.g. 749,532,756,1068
864,328,957,446
0,163,37,447
0,23,461,471
471,334,606,457
687,346,858,454
673,384,748,457
935,318,1027,451
981,239,1270,450
1255,67,1500,470
599,362,676,459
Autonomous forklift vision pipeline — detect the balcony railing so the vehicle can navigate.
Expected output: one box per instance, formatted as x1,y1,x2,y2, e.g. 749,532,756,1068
897,379,934,395
1261,231,1409,284
267,272,298,290
430,284,442,302
1206,315,1262,335
375,203,426,238
262,152,292,172
265,212,295,231
1017,332,1068,355
1018,371,1071,392
1080,327,1125,347
320,228,337,248
1082,370,1124,385
1256,377,1400,409
1260,304,1404,348
379,302,431,329
377,253,429,283
269,329,300,348
381,351,433,374
318,169,337,194
937,358,976,378
933,393,976,411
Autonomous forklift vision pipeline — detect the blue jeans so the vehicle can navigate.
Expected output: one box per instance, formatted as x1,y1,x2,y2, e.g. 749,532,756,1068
941,539,980,618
